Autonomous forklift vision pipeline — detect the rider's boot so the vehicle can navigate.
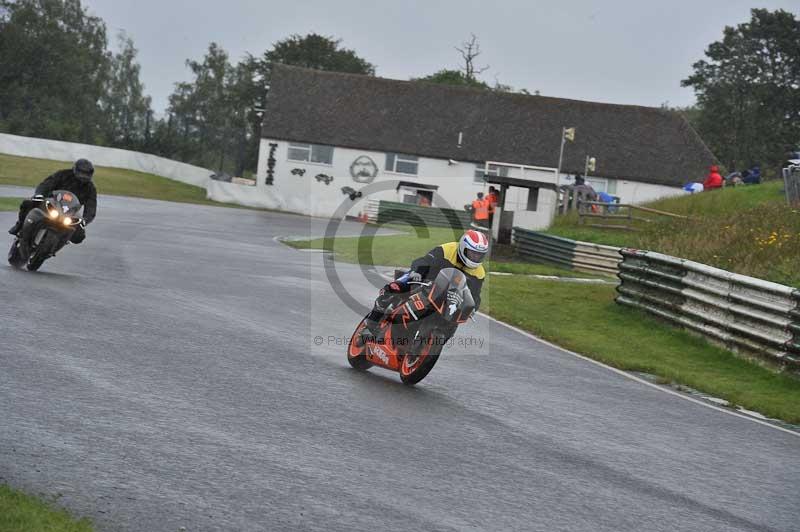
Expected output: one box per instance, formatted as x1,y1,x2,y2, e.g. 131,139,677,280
8,221,20,236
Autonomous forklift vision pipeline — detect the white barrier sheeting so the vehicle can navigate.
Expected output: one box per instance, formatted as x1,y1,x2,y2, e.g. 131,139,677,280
0,133,213,187
205,179,282,210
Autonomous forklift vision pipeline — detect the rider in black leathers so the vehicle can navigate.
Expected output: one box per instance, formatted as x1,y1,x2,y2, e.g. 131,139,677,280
8,159,97,244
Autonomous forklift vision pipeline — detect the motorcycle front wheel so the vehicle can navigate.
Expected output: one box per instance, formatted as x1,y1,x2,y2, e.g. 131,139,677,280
399,334,442,386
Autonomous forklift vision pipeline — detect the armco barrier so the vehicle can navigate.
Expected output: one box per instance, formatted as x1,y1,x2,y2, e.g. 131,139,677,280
616,249,800,369
512,228,621,275
377,201,471,229
0,133,213,187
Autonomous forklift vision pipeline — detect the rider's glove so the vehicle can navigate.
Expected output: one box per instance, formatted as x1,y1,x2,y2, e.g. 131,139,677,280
407,271,423,283
446,290,463,308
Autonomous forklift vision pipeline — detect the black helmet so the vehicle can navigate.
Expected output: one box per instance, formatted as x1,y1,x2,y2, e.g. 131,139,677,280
73,159,94,182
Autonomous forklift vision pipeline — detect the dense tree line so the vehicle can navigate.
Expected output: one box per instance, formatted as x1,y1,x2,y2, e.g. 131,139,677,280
0,1,375,174
1,2,796,176
682,9,800,172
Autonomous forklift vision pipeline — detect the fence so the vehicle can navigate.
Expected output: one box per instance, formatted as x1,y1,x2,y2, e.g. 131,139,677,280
512,228,621,275
616,249,800,370
577,201,688,231
377,200,471,229
783,165,800,206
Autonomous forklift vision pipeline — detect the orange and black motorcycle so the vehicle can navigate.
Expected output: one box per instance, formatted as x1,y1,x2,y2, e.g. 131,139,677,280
347,268,476,385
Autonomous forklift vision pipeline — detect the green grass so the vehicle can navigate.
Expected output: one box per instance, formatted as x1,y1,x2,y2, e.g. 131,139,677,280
548,180,800,287
286,225,463,266
0,485,93,532
0,153,253,209
285,225,597,278
0,197,21,211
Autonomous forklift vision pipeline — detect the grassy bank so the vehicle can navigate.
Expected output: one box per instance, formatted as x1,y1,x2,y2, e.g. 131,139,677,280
285,225,597,279
0,197,21,211
287,228,800,424
548,180,800,287
0,485,93,532
0,153,249,209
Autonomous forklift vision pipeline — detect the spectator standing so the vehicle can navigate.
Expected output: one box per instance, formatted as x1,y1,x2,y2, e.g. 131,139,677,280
471,192,490,228
486,186,499,225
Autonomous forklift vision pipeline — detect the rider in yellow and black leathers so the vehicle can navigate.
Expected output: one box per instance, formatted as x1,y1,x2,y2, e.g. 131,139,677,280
361,230,489,342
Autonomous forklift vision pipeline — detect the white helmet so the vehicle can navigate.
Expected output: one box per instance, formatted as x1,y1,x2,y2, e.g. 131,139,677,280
457,230,489,269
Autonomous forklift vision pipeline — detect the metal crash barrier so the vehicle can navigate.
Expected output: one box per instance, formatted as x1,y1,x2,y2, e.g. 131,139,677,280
512,228,621,275
616,249,800,370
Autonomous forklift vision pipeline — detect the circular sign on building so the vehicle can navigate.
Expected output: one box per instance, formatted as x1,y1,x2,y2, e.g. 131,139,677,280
350,156,379,183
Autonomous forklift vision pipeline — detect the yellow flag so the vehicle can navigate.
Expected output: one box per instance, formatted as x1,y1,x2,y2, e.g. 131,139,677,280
564,127,576,142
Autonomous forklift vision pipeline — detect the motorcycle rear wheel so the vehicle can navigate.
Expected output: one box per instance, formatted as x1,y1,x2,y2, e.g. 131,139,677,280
347,319,374,371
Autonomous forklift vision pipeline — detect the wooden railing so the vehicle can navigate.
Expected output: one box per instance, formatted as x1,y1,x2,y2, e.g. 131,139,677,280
577,201,688,231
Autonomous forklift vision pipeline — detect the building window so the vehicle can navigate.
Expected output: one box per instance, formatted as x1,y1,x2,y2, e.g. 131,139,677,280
288,142,334,165
607,179,618,195
475,163,510,183
386,153,419,175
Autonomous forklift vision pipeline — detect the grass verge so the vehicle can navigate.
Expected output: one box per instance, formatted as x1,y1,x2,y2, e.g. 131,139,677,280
284,225,599,279
0,485,93,532
287,229,800,424
0,197,22,211
548,180,800,287
0,153,254,209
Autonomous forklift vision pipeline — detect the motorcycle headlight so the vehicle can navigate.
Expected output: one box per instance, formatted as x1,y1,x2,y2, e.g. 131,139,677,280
62,217,72,226
48,208,59,220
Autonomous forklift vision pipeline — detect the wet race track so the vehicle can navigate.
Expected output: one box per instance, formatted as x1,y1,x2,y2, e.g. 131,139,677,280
1,191,798,531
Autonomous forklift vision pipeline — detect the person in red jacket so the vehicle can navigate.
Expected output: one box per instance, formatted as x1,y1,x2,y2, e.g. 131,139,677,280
703,165,723,190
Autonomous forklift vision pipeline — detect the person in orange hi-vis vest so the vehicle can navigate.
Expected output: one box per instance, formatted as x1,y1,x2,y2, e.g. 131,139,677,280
486,186,499,225
471,192,490,225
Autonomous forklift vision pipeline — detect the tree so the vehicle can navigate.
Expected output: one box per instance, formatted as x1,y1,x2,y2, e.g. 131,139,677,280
414,34,530,93
165,34,375,174
414,69,490,89
262,33,375,74
0,0,111,143
682,9,800,171
456,34,489,83
100,32,152,149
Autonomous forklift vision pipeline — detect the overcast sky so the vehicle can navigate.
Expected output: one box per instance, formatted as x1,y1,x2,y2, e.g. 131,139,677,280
84,0,798,114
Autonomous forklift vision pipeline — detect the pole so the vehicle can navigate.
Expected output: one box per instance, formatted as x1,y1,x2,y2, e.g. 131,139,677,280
556,128,566,214
556,127,566,187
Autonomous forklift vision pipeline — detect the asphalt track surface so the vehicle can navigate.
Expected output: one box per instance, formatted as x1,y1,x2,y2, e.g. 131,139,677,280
1,191,798,532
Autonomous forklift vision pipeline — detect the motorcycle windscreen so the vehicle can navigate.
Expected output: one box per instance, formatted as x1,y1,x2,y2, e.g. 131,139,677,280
51,190,83,215
455,289,475,324
428,267,467,314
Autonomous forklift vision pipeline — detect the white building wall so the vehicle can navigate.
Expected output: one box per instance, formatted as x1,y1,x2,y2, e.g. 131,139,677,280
246,139,503,219
207,138,687,225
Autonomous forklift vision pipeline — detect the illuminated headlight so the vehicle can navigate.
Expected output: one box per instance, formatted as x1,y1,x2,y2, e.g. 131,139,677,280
62,217,72,226
48,209,59,220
